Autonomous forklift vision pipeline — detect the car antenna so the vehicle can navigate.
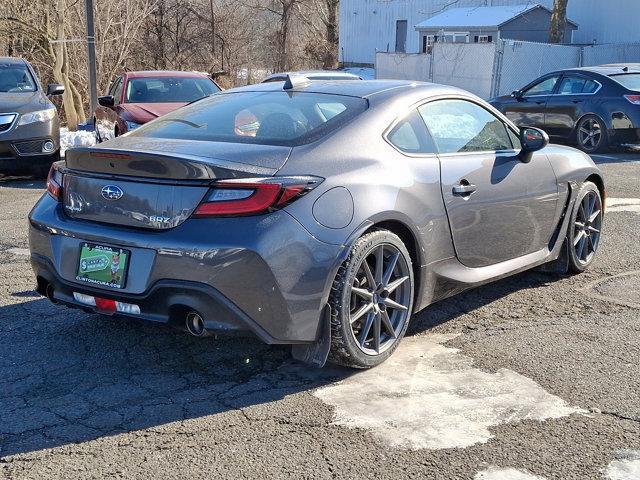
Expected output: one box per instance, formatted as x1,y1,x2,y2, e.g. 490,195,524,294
283,74,310,90
623,66,629,72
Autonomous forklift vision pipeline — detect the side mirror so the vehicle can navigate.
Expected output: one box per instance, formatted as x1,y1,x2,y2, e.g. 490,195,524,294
519,127,549,163
511,89,523,100
98,95,115,108
46,84,65,96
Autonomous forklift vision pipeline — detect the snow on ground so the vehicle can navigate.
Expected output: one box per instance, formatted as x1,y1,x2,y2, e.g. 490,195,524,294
605,450,640,480
474,467,547,480
60,127,96,158
314,334,585,450
342,67,375,80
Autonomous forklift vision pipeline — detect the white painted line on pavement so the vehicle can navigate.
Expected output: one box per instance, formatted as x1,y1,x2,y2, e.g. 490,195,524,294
7,247,30,256
474,467,547,480
605,450,640,480
315,334,585,450
606,197,640,214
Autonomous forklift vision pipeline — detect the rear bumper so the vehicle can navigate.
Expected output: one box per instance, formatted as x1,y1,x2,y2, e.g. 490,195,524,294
31,254,280,342
28,194,344,344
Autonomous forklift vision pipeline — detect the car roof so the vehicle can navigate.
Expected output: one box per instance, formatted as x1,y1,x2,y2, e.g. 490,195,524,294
225,79,468,101
263,70,362,81
563,65,640,76
123,70,211,78
0,57,28,66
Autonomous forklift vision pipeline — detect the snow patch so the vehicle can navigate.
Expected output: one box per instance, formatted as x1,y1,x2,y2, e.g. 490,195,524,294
474,467,547,480
606,197,640,214
60,127,96,157
605,450,640,480
315,334,584,450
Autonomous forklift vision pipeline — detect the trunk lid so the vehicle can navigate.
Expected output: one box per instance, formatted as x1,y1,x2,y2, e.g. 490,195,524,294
62,137,291,230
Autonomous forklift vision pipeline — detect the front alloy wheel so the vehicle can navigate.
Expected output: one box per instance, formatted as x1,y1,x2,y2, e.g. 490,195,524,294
328,230,414,368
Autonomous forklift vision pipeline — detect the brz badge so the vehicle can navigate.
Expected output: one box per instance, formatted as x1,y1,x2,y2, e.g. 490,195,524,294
101,185,123,200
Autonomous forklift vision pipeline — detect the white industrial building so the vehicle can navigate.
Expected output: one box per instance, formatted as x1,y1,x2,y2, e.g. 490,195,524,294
339,0,640,65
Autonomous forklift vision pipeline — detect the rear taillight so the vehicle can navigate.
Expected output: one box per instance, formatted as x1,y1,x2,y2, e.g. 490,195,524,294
624,94,640,105
46,162,63,201
193,176,322,217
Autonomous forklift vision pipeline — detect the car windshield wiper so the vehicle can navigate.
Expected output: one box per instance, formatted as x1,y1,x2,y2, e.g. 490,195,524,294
155,118,206,129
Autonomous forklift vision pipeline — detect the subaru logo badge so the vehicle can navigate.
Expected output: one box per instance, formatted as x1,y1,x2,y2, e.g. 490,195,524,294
101,185,123,200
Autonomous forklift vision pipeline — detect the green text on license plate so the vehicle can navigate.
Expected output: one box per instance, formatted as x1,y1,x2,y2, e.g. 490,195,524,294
76,243,130,289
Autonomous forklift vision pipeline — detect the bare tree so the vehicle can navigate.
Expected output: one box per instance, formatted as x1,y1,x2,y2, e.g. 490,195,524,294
299,0,338,69
549,0,569,44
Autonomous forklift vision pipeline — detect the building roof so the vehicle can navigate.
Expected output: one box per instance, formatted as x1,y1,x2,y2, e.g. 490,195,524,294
415,4,577,30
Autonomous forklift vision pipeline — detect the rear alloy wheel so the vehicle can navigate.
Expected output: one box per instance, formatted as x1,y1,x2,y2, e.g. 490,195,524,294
567,181,603,273
328,229,414,368
576,115,608,153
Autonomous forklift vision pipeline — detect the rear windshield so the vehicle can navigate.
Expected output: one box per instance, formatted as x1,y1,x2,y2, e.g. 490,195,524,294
609,73,640,91
125,76,220,103
0,64,37,93
131,91,368,146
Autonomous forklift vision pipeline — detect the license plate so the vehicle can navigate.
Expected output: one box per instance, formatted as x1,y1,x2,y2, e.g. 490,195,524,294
76,243,130,289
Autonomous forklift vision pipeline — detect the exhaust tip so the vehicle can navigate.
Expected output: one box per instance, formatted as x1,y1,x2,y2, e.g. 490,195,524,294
45,284,57,304
185,311,206,337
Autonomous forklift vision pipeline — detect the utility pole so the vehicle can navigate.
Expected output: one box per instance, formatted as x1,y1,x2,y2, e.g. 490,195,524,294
85,0,98,124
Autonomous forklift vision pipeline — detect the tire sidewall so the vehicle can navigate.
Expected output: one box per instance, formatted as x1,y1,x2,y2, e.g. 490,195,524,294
567,181,602,273
334,230,414,368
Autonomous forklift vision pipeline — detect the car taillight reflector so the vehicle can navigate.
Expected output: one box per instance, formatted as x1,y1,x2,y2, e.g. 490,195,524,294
193,176,322,217
624,94,640,105
46,162,63,201
73,292,140,315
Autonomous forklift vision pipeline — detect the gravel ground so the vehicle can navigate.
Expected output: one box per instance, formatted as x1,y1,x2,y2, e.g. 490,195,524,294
0,152,639,479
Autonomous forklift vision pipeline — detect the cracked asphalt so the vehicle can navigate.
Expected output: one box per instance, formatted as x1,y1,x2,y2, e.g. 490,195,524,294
1,152,639,479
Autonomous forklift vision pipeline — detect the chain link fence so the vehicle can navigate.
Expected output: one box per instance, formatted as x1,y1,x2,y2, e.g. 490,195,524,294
375,39,640,99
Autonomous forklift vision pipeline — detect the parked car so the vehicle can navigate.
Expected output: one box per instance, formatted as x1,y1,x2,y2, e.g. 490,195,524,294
31,79,604,368
262,70,362,82
94,70,221,142
0,57,64,177
490,65,640,153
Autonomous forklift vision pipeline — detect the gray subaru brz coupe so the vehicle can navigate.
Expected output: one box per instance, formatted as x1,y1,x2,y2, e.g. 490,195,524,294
28,77,604,368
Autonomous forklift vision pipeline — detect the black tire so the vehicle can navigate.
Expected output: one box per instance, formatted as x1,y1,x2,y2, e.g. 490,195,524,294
576,115,608,153
327,229,414,369
567,181,603,273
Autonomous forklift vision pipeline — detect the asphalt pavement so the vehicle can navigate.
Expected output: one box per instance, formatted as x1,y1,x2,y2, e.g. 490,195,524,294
0,151,639,479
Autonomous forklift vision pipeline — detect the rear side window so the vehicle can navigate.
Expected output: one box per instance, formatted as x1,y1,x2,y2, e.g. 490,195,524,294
387,109,436,154
558,76,600,95
558,76,587,95
419,99,513,154
132,91,368,147
610,73,640,91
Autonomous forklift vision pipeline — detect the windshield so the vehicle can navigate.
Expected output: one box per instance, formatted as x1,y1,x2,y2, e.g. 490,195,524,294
610,73,640,91
0,64,37,93
131,91,368,147
125,76,220,103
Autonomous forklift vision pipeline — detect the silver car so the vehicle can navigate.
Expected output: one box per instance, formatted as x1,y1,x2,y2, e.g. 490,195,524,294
0,57,64,177
28,79,604,368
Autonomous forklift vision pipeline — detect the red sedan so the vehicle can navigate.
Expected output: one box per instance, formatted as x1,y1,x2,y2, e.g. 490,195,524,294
94,70,220,142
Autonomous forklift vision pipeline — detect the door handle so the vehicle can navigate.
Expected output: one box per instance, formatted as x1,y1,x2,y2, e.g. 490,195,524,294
452,182,477,196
